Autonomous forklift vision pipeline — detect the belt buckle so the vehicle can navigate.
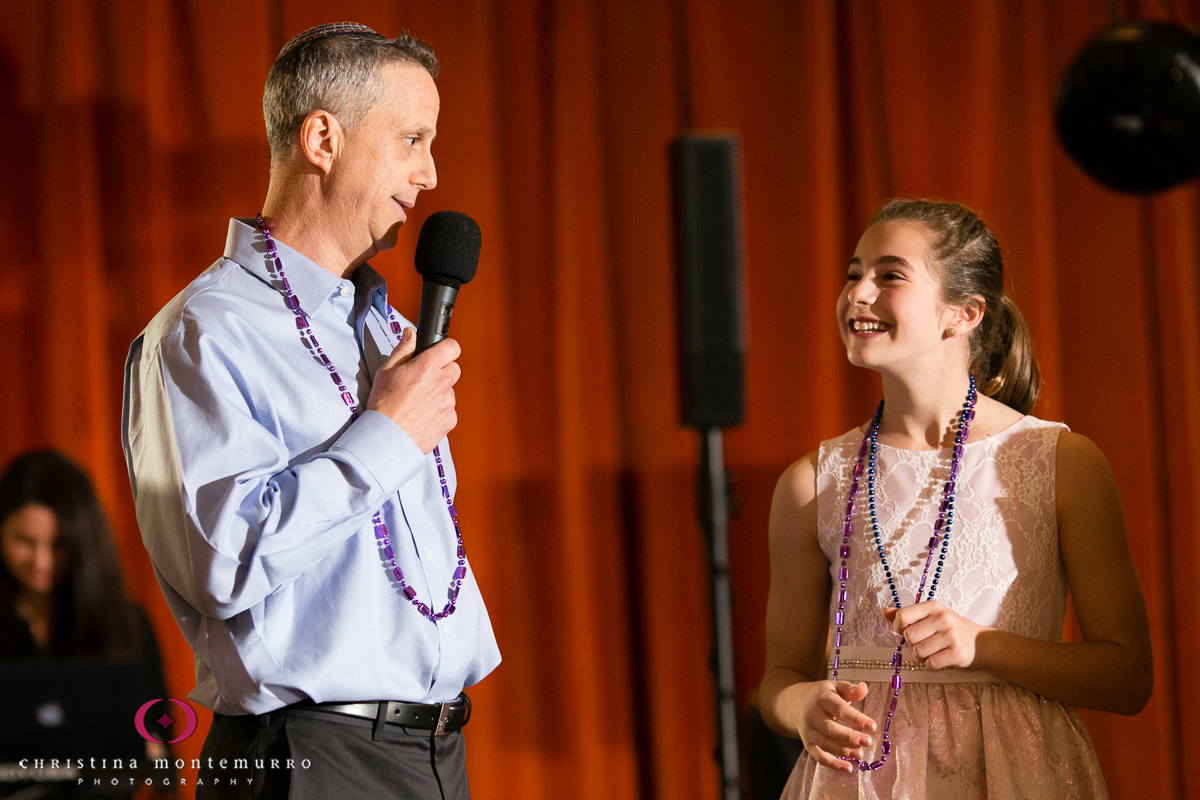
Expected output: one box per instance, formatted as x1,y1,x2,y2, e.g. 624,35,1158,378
434,701,454,736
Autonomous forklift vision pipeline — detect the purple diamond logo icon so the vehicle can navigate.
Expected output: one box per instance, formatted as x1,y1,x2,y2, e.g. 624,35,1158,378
135,698,198,745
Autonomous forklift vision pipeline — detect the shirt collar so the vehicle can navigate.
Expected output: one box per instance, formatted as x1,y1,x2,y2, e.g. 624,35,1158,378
224,217,361,316
351,261,389,319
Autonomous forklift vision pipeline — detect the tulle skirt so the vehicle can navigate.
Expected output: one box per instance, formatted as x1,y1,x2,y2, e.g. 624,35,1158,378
780,679,1108,800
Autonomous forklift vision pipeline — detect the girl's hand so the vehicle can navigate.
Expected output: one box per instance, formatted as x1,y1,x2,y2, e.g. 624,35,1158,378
779,679,877,773
883,602,987,670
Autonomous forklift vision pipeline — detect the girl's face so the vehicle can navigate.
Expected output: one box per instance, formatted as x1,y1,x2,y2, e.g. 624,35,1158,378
837,221,960,373
1,503,68,596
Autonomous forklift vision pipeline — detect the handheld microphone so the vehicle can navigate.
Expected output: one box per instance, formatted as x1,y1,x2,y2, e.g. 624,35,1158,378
413,211,481,354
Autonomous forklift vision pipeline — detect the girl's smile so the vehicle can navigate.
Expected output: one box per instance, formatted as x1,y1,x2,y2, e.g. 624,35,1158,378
837,220,958,373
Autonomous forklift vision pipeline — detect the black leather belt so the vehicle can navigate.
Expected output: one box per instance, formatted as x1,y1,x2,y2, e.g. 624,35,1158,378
270,692,471,736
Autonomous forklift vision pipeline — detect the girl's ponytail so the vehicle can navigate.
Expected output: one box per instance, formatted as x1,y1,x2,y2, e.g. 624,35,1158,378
976,295,1039,415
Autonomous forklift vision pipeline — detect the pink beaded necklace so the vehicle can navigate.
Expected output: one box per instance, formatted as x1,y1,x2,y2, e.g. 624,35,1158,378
254,214,467,622
831,375,977,771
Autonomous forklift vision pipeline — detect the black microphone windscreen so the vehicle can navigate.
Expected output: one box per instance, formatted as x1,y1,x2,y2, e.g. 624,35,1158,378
414,211,481,287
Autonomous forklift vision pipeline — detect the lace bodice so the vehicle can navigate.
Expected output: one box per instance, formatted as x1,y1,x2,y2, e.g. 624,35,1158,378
785,417,1108,799
817,416,1069,647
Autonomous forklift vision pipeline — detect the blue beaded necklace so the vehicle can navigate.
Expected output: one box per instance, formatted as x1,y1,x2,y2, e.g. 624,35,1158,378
254,214,467,622
831,375,978,771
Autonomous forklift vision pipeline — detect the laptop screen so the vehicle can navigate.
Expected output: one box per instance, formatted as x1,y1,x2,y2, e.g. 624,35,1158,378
0,658,149,781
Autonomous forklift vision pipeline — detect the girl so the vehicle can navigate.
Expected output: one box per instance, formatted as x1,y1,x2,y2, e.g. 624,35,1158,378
759,199,1152,799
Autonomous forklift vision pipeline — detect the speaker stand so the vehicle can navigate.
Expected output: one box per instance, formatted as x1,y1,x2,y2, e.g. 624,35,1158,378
699,426,741,800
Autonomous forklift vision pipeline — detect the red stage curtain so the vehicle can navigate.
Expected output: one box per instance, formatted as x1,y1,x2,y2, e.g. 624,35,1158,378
0,1,1192,797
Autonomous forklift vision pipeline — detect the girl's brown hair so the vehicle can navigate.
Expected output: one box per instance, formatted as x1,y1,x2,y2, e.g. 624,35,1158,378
869,199,1040,414
0,450,143,657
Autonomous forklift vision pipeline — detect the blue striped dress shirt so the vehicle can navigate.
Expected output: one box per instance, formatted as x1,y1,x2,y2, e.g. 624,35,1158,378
121,218,501,715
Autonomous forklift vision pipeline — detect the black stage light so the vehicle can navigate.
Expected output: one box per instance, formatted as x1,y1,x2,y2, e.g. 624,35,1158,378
1056,19,1200,193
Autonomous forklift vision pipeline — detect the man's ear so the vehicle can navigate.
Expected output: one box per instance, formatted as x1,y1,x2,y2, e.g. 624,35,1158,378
298,110,343,175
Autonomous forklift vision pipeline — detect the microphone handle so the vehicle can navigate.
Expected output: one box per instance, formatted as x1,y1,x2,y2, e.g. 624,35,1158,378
415,282,460,355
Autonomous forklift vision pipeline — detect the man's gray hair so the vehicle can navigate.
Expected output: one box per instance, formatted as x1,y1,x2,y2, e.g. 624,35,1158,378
263,28,440,163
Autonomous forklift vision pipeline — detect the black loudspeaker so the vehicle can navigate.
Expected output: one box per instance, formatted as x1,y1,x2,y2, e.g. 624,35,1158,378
1056,19,1200,193
674,133,747,429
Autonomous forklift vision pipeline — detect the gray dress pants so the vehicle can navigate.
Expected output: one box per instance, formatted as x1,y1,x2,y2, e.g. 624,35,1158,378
195,710,469,800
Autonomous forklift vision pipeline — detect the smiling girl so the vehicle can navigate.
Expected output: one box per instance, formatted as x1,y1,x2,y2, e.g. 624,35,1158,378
758,199,1152,799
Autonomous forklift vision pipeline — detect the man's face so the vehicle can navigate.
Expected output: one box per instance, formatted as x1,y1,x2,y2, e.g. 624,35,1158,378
329,62,439,262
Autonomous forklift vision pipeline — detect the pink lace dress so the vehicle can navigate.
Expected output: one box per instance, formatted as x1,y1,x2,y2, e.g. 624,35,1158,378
781,416,1108,800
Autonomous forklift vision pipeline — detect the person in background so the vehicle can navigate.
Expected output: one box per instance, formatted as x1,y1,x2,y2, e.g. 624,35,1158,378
0,449,173,785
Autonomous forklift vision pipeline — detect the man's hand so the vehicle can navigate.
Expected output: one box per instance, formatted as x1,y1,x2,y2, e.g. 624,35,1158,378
366,328,461,453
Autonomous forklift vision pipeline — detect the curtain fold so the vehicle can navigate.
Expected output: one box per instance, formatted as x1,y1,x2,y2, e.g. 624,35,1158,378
0,1,1193,797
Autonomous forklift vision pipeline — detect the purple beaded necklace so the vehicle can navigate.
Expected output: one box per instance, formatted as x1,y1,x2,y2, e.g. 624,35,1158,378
831,375,977,771
254,214,467,622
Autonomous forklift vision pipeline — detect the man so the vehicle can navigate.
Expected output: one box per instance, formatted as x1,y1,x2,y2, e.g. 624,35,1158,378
121,23,499,799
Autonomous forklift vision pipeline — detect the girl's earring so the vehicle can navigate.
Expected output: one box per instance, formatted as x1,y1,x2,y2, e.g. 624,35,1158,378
946,327,957,337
